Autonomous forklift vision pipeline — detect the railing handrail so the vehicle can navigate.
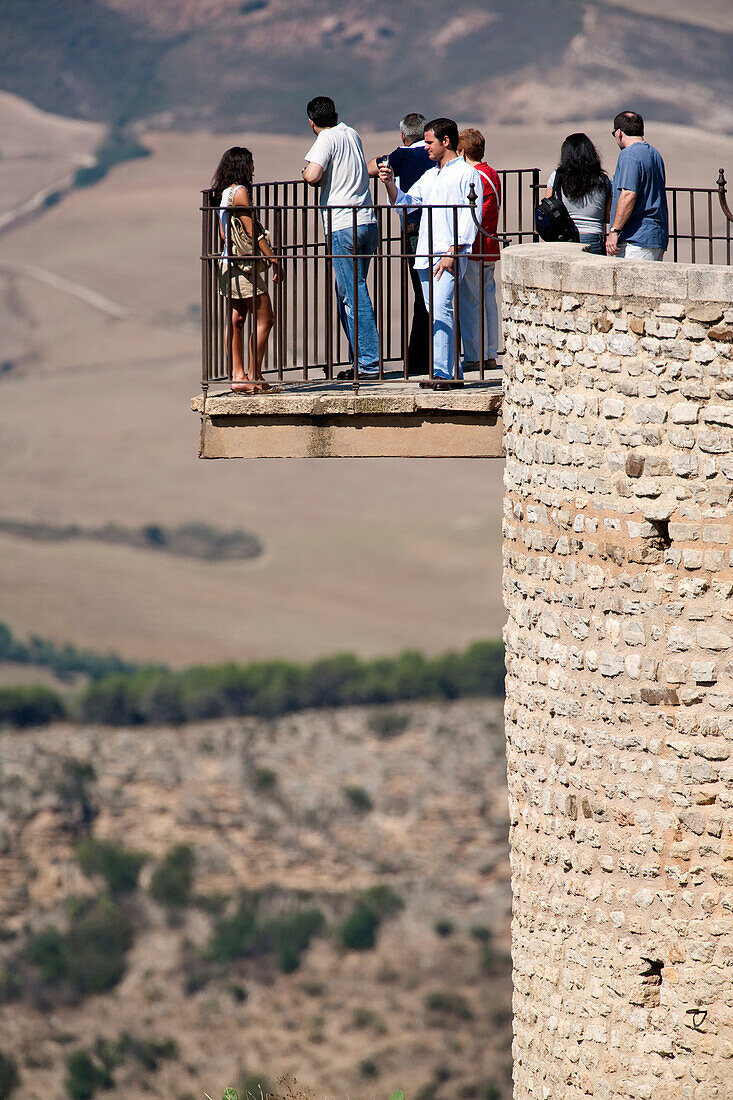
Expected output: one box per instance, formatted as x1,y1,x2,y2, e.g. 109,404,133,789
200,168,732,395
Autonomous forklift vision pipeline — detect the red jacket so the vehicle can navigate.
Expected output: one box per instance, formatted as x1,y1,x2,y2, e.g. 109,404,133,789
472,163,501,262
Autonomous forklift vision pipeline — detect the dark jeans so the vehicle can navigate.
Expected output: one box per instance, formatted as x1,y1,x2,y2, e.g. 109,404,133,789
405,228,430,374
579,232,605,255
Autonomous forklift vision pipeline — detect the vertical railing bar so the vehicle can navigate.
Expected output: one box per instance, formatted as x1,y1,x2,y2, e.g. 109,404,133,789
532,169,540,242
453,205,460,383
479,254,486,380
428,207,434,380
201,193,209,389
352,205,359,390
512,169,519,245
326,208,333,379
401,215,409,378
376,203,384,379
301,202,305,382
690,190,696,265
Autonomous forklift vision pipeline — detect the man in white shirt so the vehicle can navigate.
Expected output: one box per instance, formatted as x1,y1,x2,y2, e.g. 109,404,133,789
379,118,481,387
303,96,379,379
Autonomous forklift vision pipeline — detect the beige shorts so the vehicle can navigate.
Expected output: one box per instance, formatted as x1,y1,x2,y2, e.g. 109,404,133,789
217,259,268,300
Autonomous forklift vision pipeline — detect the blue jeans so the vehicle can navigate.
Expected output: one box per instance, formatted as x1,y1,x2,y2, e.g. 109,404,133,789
417,259,466,379
580,232,605,255
331,222,380,372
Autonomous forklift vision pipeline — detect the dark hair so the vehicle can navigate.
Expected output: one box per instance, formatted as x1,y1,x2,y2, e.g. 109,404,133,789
458,127,485,162
307,96,338,128
425,117,459,151
613,111,644,137
211,146,254,204
556,132,607,203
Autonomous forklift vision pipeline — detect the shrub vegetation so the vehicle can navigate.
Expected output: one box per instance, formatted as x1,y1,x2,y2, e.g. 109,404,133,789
0,620,505,729
0,1050,19,1100
25,896,134,998
149,844,195,908
75,838,146,896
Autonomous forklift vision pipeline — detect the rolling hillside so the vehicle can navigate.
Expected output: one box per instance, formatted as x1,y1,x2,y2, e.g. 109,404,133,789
1,0,732,133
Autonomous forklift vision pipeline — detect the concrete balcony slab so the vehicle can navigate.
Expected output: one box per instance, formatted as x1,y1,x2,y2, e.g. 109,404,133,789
192,380,504,459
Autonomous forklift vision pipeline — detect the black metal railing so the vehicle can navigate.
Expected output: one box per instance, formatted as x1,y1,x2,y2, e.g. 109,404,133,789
200,169,733,392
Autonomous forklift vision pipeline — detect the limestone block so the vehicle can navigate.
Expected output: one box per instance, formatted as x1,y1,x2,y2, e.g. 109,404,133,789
671,403,699,424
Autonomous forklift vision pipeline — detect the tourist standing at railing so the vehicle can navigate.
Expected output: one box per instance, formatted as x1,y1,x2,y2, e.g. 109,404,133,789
378,118,482,389
302,96,380,380
367,113,431,375
457,128,501,372
607,111,668,260
212,146,283,394
544,133,612,256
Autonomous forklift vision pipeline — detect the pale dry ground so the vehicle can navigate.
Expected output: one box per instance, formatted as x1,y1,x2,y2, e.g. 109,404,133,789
0,112,731,665
0,91,103,219
0,698,513,1100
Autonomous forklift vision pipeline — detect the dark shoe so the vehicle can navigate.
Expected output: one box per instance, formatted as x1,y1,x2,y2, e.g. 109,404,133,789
419,379,465,390
337,366,378,380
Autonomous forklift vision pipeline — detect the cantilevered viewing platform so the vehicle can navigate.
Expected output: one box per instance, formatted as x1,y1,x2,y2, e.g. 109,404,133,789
192,379,503,459
194,171,733,460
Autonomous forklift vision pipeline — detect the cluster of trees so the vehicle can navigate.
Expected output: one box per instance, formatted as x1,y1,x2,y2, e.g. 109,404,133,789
0,635,504,729
72,129,150,189
0,620,141,682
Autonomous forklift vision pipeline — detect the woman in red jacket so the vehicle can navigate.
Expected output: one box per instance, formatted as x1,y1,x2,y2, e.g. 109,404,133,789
458,128,501,371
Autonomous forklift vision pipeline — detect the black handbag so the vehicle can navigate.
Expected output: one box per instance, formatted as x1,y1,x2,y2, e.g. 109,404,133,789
535,171,580,243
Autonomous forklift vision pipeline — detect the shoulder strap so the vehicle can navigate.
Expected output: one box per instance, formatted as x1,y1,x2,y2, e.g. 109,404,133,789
478,166,500,205
551,170,562,199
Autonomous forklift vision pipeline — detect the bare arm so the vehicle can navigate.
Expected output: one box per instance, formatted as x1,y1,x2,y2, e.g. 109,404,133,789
366,156,381,178
302,161,323,185
545,186,552,199
606,189,636,255
230,186,283,281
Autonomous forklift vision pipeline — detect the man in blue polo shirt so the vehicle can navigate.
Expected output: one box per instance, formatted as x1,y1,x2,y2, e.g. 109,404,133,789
368,114,431,374
607,111,668,261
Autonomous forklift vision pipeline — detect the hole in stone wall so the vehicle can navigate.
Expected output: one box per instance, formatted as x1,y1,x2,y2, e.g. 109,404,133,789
631,957,664,1008
641,957,664,980
649,519,671,550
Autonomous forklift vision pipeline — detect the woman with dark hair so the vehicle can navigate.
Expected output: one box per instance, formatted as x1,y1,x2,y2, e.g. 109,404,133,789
212,146,282,393
545,133,612,255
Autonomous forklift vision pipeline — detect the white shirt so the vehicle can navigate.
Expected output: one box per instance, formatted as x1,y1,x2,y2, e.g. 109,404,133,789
305,122,376,232
394,156,482,269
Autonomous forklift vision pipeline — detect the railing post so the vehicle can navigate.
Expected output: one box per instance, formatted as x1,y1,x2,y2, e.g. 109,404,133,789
717,168,733,223
531,168,540,242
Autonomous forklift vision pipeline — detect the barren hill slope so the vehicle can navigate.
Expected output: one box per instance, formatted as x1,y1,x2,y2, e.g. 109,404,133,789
1,0,732,133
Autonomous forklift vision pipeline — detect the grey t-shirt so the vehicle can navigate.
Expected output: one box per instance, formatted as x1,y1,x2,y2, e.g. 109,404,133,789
547,170,610,235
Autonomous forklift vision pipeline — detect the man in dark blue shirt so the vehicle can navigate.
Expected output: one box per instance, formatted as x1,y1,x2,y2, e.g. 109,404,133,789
607,111,668,261
368,114,432,373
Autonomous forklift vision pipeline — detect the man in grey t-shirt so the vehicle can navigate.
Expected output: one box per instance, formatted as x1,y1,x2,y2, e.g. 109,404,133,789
303,96,379,378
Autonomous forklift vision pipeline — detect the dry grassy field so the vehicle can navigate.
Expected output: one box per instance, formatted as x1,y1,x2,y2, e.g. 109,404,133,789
1,103,732,666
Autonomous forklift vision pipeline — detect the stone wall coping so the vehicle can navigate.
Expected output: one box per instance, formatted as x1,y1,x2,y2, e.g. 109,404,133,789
501,243,733,302
192,387,503,417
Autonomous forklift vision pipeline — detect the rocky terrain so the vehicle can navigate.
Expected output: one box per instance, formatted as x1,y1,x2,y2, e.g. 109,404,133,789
0,697,512,1100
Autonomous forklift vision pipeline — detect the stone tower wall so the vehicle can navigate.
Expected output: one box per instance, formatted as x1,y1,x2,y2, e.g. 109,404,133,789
500,245,733,1100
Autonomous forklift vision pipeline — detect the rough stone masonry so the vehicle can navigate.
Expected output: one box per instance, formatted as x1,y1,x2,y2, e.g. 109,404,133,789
500,245,733,1100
